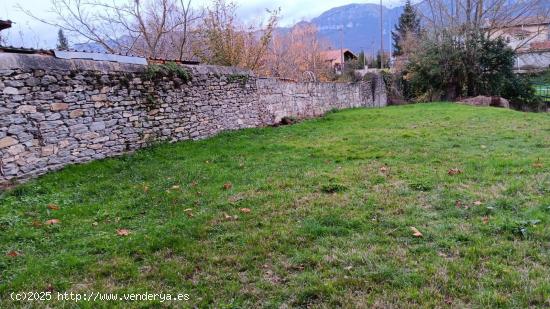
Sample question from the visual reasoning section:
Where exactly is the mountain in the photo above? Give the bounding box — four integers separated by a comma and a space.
309, 3, 404, 55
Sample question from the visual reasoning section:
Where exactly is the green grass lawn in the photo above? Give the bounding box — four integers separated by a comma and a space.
1, 103, 549, 307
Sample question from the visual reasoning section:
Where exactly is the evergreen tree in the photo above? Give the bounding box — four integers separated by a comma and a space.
358, 51, 366, 68
392, 0, 421, 56
56, 29, 69, 50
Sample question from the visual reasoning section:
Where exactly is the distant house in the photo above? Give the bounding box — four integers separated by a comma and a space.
320, 49, 357, 74
489, 16, 550, 70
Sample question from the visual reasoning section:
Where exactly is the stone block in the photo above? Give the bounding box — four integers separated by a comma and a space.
41, 75, 57, 85
51, 103, 69, 111
5, 80, 24, 87
7, 144, 25, 155
16, 105, 37, 114
90, 122, 106, 131
91, 94, 107, 102
69, 109, 84, 118
3, 87, 19, 95
0, 136, 18, 149
41, 145, 58, 156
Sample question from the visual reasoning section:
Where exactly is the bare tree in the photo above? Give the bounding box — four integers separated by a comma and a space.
421, 0, 549, 51
195, 0, 279, 72
20, 0, 201, 59
404, 0, 549, 100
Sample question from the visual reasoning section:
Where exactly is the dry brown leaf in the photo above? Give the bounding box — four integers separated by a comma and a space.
448, 168, 463, 175
482, 216, 489, 224
6, 250, 20, 257
223, 213, 238, 221
474, 200, 482, 206
45, 219, 60, 225
533, 162, 544, 169
455, 200, 463, 209
143, 186, 149, 193
184, 208, 194, 218
223, 182, 233, 190
410, 226, 423, 237
47, 204, 60, 210
239, 208, 251, 213
116, 229, 130, 236
380, 166, 389, 173
32, 220, 42, 228
171, 185, 180, 190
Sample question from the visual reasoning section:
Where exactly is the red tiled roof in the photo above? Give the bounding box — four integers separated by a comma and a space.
530, 41, 550, 51
320, 49, 357, 64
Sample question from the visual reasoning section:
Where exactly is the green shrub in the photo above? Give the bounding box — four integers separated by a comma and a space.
227, 73, 250, 86
143, 62, 192, 83
501, 75, 544, 111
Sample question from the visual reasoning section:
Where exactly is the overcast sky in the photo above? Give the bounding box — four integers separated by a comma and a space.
1, 0, 406, 48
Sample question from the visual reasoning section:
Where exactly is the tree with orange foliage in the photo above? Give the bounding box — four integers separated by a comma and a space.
263, 23, 332, 81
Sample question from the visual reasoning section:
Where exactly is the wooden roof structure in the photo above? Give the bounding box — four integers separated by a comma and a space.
0, 20, 13, 32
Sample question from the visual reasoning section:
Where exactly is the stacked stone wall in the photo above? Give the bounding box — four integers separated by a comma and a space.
0, 53, 386, 184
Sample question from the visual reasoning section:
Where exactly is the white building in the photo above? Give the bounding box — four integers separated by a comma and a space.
490, 16, 550, 70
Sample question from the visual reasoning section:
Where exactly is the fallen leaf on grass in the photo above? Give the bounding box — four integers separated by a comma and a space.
456, 200, 470, 209
92, 222, 98, 226
448, 168, 463, 175
116, 229, 130, 236
380, 166, 389, 174
45, 219, 60, 225
47, 204, 60, 210
532, 162, 544, 169
223, 183, 233, 190
239, 208, 251, 213
480, 145, 487, 149
184, 208, 194, 217
6, 251, 20, 257
223, 213, 238, 221
482, 216, 489, 224
474, 200, 482, 206
32, 220, 42, 228
228, 194, 244, 203
410, 227, 423, 237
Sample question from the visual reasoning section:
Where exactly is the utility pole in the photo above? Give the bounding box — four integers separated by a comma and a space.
388, 14, 392, 67
380, 0, 384, 70
339, 27, 344, 74
378, 0, 384, 108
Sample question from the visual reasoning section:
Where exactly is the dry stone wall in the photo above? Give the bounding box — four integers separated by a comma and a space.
0, 53, 385, 184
